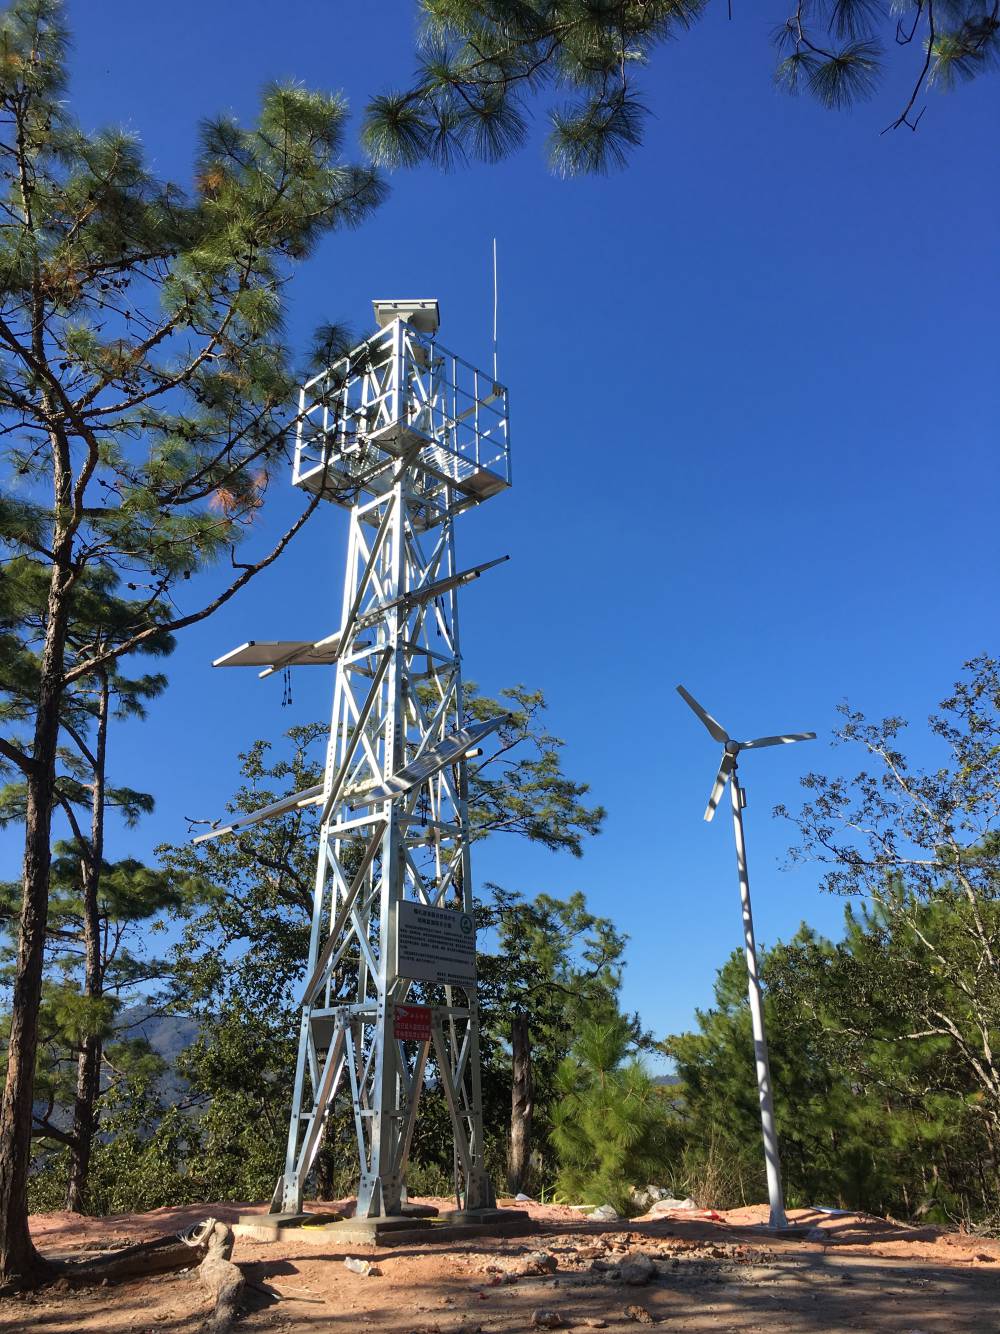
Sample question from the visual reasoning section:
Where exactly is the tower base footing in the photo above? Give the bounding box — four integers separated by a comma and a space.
233, 1207, 535, 1247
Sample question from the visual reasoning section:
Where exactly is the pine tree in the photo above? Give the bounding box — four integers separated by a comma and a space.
779, 654, 1000, 1201
0, 0, 384, 1284
476, 887, 628, 1195
1, 555, 176, 1210
462, 684, 605, 854
550, 1014, 668, 1213
666, 905, 1000, 1221
0, 853, 190, 1210
665, 932, 868, 1210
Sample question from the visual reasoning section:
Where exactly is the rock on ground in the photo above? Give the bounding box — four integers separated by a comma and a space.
531, 1308, 563, 1328
522, 1250, 559, 1275
624, 1304, 655, 1324
617, 1252, 657, 1286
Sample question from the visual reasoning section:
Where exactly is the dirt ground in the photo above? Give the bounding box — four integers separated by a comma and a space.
5, 1197, 1000, 1333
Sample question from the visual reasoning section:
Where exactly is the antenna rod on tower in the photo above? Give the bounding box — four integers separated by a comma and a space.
492, 237, 498, 383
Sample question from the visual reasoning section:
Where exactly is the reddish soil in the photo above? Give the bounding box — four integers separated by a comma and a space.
3, 1197, 998, 1333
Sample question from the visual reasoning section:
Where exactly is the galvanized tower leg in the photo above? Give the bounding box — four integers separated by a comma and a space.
277, 473, 495, 1219
728, 767, 787, 1230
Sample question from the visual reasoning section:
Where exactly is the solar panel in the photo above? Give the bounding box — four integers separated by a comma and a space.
212, 637, 343, 670
192, 782, 324, 844
211, 558, 506, 675
350, 715, 508, 806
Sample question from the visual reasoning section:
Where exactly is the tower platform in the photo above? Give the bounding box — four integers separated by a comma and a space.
293, 312, 510, 528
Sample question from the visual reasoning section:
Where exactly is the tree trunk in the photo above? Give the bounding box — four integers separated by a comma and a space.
190, 1220, 244, 1334
0, 551, 73, 1286
66, 671, 108, 1214
507, 1013, 533, 1195
65, 1033, 101, 1214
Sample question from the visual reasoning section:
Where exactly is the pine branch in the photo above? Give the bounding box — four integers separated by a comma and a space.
62, 479, 329, 684
0, 734, 36, 776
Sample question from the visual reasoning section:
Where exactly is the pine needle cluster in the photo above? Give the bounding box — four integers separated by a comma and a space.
363, 0, 998, 170
363, 1, 706, 177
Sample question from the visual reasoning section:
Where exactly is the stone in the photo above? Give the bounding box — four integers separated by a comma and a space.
624, 1304, 655, 1324
588, 1204, 621, 1222
617, 1253, 657, 1286
531, 1309, 563, 1328
523, 1251, 558, 1275
575, 1244, 609, 1261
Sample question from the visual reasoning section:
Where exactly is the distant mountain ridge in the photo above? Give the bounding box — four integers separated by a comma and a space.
120, 1005, 199, 1106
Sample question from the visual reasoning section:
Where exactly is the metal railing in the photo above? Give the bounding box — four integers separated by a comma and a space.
294, 320, 511, 504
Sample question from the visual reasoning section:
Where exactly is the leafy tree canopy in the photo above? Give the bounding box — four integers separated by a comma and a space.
778, 653, 1000, 1139
150, 684, 604, 1201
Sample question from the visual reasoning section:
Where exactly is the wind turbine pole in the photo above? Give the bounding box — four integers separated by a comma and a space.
728, 761, 787, 1230
676, 682, 813, 1229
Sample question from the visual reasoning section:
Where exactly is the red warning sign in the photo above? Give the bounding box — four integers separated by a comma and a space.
394, 1004, 432, 1042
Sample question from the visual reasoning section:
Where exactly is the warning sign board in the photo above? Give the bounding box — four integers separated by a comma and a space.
396, 901, 476, 987
393, 1004, 432, 1042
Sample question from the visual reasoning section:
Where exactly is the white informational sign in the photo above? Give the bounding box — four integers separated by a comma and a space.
396, 901, 476, 987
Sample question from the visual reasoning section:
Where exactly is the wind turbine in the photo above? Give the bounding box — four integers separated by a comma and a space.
677, 684, 815, 1231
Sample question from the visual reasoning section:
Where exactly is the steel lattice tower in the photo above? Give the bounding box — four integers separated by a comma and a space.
204, 300, 511, 1220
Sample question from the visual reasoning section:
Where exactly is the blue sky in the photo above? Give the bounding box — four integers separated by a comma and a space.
3, 1, 998, 1054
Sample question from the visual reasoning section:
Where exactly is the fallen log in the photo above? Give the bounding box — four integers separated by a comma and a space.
63, 1229, 209, 1283
50, 1216, 245, 1332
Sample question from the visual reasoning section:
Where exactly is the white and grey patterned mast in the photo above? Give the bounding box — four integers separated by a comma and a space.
204, 300, 511, 1218
676, 685, 815, 1231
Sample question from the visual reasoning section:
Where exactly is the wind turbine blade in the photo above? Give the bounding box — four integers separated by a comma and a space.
740, 732, 816, 750
704, 752, 734, 822
677, 685, 729, 744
